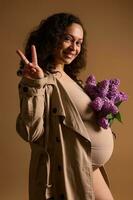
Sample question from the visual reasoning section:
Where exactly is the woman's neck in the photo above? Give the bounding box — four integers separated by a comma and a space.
54, 63, 64, 72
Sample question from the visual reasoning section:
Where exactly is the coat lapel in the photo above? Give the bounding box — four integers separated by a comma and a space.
46, 74, 91, 143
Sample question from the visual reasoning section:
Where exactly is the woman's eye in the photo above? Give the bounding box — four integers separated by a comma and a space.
64, 35, 72, 41
76, 41, 82, 46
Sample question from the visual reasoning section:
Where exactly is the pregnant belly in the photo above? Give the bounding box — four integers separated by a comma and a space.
84, 120, 114, 168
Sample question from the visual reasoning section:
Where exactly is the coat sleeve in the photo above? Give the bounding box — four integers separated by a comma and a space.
16, 76, 48, 142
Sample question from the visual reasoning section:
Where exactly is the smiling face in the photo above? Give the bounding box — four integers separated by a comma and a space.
53, 23, 83, 68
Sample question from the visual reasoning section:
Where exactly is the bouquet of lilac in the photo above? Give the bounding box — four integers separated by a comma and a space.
84, 75, 128, 129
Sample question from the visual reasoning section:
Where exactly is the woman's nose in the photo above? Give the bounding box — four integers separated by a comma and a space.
69, 41, 76, 51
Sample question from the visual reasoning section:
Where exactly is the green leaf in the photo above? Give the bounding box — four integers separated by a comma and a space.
109, 118, 114, 126
114, 112, 123, 123
106, 113, 114, 120
115, 101, 122, 107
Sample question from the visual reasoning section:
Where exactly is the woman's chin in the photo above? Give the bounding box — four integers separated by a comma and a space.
63, 57, 75, 65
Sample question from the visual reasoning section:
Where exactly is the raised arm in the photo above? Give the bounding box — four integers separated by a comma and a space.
16, 45, 47, 142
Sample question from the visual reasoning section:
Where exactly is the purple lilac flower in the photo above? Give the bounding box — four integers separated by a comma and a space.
102, 97, 111, 111
85, 74, 96, 86
110, 78, 120, 87
102, 97, 119, 114
97, 80, 110, 98
107, 78, 120, 100
119, 92, 128, 101
107, 90, 119, 101
84, 75, 127, 129
84, 84, 98, 99
91, 97, 104, 111
109, 104, 119, 114
114, 91, 128, 104
109, 84, 118, 92
97, 117, 109, 129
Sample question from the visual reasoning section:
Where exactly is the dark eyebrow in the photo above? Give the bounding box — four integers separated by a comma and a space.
64, 33, 83, 41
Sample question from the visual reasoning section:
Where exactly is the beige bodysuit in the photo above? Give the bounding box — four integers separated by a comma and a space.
54, 71, 114, 168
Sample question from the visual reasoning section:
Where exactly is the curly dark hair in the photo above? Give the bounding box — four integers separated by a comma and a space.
18, 12, 87, 86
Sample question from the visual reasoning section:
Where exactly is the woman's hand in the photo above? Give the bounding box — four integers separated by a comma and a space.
16, 45, 44, 79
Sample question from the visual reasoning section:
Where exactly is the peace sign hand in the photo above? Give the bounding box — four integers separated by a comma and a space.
16, 45, 44, 79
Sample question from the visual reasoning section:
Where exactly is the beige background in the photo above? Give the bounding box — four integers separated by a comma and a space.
1, 0, 133, 199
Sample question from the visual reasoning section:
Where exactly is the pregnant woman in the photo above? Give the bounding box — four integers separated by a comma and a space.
16, 12, 114, 200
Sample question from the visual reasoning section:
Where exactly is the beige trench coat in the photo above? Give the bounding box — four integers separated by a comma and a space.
16, 73, 109, 200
